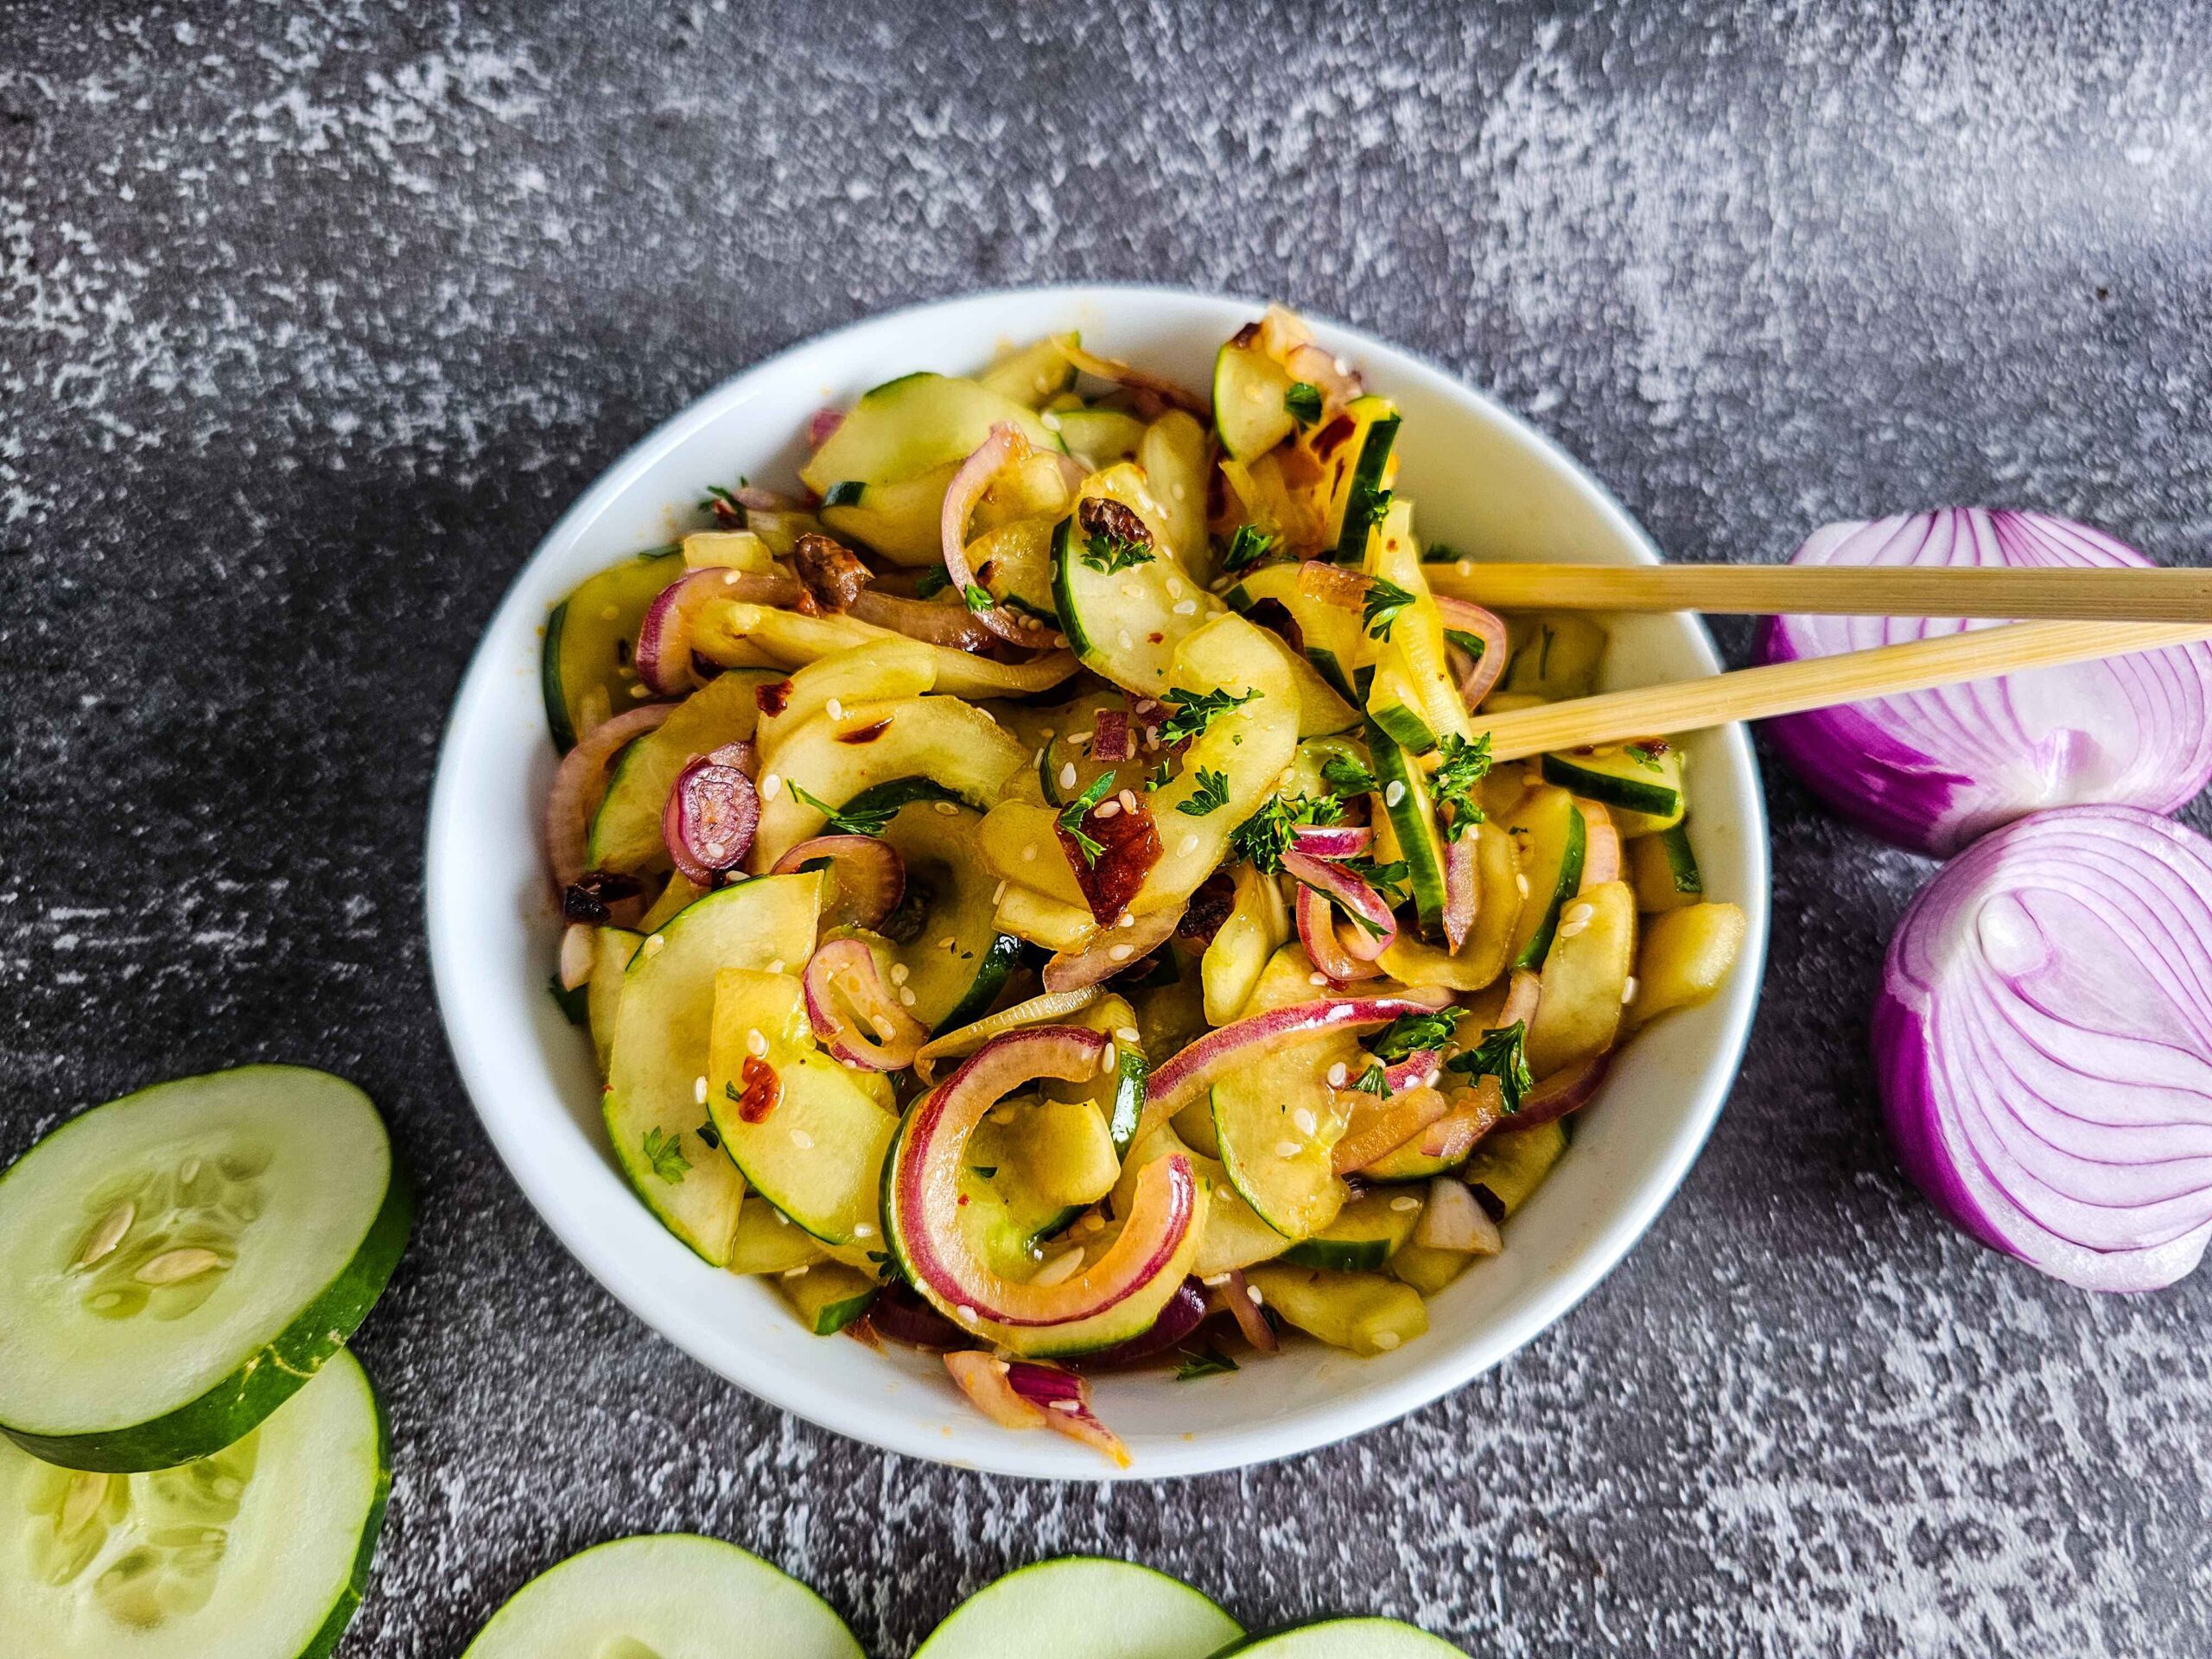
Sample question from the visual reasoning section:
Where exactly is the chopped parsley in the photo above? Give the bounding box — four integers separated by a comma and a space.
1349, 1063, 1391, 1096
1429, 732, 1494, 842
1147, 759, 1173, 791
1175, 1346, 1241, 1380
1156, 685, 1260, 747
1447, 1020, 1534, 1114
1320, 753, 1378, 797
1221, 523, 1281, 575
1056, 772, 1117, 867
1625, 742, 1665, 772
698, 482, 748, 520
1443, 628, 1489, 660
1342, 855, 1410, 910
1283, 381, 1324, 425
914, 566, 952, 600
1361, 575, 1416, 640
1079, 526, 1155, 574
1368, 1008, 1458, 1065
641, 1127, 691, 1185
962, 582, 995, 613
1227, 791, 1344, 874
788, 782, 898, 838
1177, 766, 1230, 818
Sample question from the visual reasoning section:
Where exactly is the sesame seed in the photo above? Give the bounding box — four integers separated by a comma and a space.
1118, 789, 1138, 812
773, 1209, 791, 1225
790, 1128, 814, 1149
1118, 911, 1136, 927
871, 1014, 897, 1039
1171, 482, 1188, 502
766, 958, 785, 975
1166, 576, 1187, 598
991, 1105, 1019, 1125
1326, 1062, 1348, 1088
644, 935, 665, 957
1022, 844, 1039, 862
1564, 903, 1593, 928
1293, 1108, 1318, 1135
1172, 599, 1198, 615
746, 1027, 767, 1057
1246, 1284, 1265, 1306
1333, 354, 1352, 375
1372, 1331, 1401, 1351
724, 570, 741, 585
1040, 410, 1063, 430
1622, 976, 1641, 1004
693, 1076, 708, 1105
1384, 780, 1407, 808
1033, 1250, 1087, 1287
782, 1265, 809, 1278
1274, 1140, 1302, 1159
1391, 1195, 1421, 1212
1059, 761, 1078, 790
1121, 583, 1142, 600
957, 1305, 980, 1325
938, 934, 957, 948
1052, 633, 1070, 649
1118, 629, 1135, 649
1100, 1042, 1117, 1071
853, 1222, 876, 1239
825, 696, 844, 720
1423, 1069, 1440, 1088
889, 963, 910, 984
899, 987, 918, 1007
992, 880, 1007, 902
1202, 1272, 1232, 1287
1179, 834, 1199, 857
1039, 728, 1056, 741
934, 801, 959, 816
628, 683, 652, 699
1456, 559, 1474, 577
1096, 800, 1122, 819
1047, 1398, 1082, 1414
1109, 944, 1135, 961
760, 772, 784, 801
1115, 1026, 1140, 1043
1309, 971, 1329, 987
1077, 1212, 1106, 1235
1557, 919, 1588, 939
1515, 874, 1530, 898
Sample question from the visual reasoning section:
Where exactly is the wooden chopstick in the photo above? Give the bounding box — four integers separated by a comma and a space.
1476, 620, 2212, 761
1427, 562, 2212, 622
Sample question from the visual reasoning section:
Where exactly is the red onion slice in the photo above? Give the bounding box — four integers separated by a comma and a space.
1001, 1359, 1130, 1466
1042, 905, 1185, 994
1576, 805, 1622, 891
636, 567, 800, 695
1141, 995, 1446, 1141
771, 834, 906, 931
1294, 882, 1380, 985
545, 702, 675, 890
1288, 823, 1373, 860
1754, 510, 2212, 856
1381, 1050, 1444, 1095
803, 937, 930, 1071
1434, 595, 1510, 712
867, 1283, 967, 1351
662, 745, 760, 886
1219, 1269, 1278, 1355
1068, 1279, 1210, 1369
1052, 335, 1207, 416
1441, 835, 1478, 954
1876, 804, 2212, 1292
941, 423, 1054, 645
1283, 849, 1396, 963
804, 409, 844, 449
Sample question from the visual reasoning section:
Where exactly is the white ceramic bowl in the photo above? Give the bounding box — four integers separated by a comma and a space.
426, 286, 1770, 1479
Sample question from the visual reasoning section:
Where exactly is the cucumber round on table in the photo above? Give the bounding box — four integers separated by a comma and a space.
1214, 1618, 1465, 1656
0, 1065, 411, 1471
0, 1348, 391, 1659
916, 1557, 1242, 1659
462, 1534, 863, 1659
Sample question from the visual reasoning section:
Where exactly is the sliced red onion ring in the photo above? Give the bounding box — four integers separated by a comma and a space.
1220, 1268, 1278, 1354
1288, 823, 1373, 860
1068, 1279, 1210, 1369
912, 987, 1103, 1081
1512, 1052, 1611, 1128
867, 1283, 966, 1351
1494, 968, 1541, 1032
941, 423, 1053, 645
1141, 995, 1446, 1142
1434, 595, 1510, 712
847, 589, 1001, 652
662, 743, 760, 886
1441, 835, 1478, 954
545, 702, 675, 890
804, 409, 844, 449
1042, 905, 1185, 994
1381, 1049, 1444, 1095
1294, 883, 1380, 985
1577, 804, 1622, 890
1876, 804, 2212, 1292
1090, 709, 1133, 763
1332, 1086, 1451, 1176
1283, 849, 1396, 963
636, 567, 800, 695
1052, 335, 1207, 416
1754, 509, 2212, 856
803, 937, 930, 1071
1001, 1359, 1130, 1466
771, 834, 905, 931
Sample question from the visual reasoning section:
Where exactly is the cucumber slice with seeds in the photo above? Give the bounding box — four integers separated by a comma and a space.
0, 1349, 390, 1659
915, 1556, 1242, 1658
0, 1066, 410, 1471
462, 1533, 863, 1659
1214, 1617, 1465, 1656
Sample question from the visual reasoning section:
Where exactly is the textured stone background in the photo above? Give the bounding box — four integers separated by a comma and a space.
6, 3, 2211, 1655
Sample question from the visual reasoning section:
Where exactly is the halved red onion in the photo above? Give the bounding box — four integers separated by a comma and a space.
1042, 905, 1184, 994
1434, 595, 1509, 712
1219, 1268, 1278, 1354
847, 590, 1001, 652
1141, 995, 1447, 1141
803, 937, 930, 1071
636, 567, 800, 695
1068, 1279, 1209, 1370
1283, 849, 1396, 963
941, 423, 1053, 645
1754, 509, 2212, 855
771, 834, 905, 931
1876, 804, 2212, 1292
1288, 823, 1373, 860
1090, 709, 1133, 763
662, 744, 760, 886
1001, 1359, 1130, 1466
804, 409, 844, 449
887, 1027, 1199, 1326
1294, 883, 1381, 985
545, 702, 676, 890
1441, 835, 1478, 954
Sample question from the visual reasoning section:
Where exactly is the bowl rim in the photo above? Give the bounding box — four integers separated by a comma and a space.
425, 282, 1770, 1478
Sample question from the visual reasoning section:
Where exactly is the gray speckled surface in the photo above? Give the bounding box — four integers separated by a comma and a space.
5, 3, 2211, 1654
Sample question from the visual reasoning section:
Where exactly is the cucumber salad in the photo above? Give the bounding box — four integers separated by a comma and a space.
543, 307, 1747, 1463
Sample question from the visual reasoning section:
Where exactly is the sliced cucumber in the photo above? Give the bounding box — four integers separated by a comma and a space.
1116, 1127, 1287, 1278
606, 874, 823, 1265
0, 1350, 390, 1659
1503, 786, 1586, 969
1223, 561, 1374, 709
874, 800, 1024, 1032
1389, 1243, 1473, 1295
588, 669, 781, 874
1366, 718, 1448, 938
1459, 1119, 1567, 1217
818, 466, 957, 563
979, 337, 1077, 408
1541, 743, 1685, 836
461, 1533, 863, 1659
1051, 464, 1223, 697
542, 550, 684, 752
0, 1066, 410, 1471
779, 1262, 880, 1335
915, 1556, 1242, 1658
1209, 1034, 1356, 1241
1214, 1617, 1465, 1656
799, 372, 1063, 495
1629, 820, 1704, 912
1212, 335, 1299, 461
727, 1195, 826, 1275
587, 925, 641, 1074
1054, 406, 1148, 467
1281, 1188, 1421, 1271
1042, 992, 1151, 1157
1503, 612, 1607, 701
1243, 1266, 1427, 1357
1321, 397, 1400, 563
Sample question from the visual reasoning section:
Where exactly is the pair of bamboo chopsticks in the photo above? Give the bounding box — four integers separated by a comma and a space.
1426, 562, 2212, 759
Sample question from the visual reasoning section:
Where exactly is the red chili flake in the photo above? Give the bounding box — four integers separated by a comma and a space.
733, 1055, 781, 1123
836, 719, 892, 745
755, 678, 794, 716
1147, 632, 1164, 645
957, 1193, 970, 1207
1313, 413, 1356, 458
1056, 795, 1164, 925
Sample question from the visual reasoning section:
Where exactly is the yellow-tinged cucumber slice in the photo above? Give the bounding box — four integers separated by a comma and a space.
1525, 880, 1637, 1077
1503, 785, 1586, 969
1281, 1187, 1422, 1271
1459, 1119, 1567, 1217
915, 1556, 1243, 1659
588, 668, 781, 874
1630, 821, 1705, 912
541, 550, 683, 752
1051, 462, 1225, 696
1541, 741, 1686, 836
778, 1262, 880, 1335
0, 1066, 410, 1472
1243, 1264, 1427, 1357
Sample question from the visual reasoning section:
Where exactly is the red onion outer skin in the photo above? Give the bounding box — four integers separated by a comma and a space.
1755, 510, 2212, 856
1875, 804, 2212, 1293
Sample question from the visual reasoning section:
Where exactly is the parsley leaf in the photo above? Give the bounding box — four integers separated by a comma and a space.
1228, 791, 1344, 874
1177, 766, 1230, 817
1283, 382, 1324, 425
1079, 527, 1155, 574
1429, 732, 1494, 842
1361, 575, 1416, 640
641, 1126, 691, 1185
1369, 1008, 1459, 1063
698, 483, 747, 521
1350, 1062, 1391, 1096
1625, 742, 1666, 772
1147, 759, 1173, 791
1175, 1346, 1241, 1380
1342, 855, 1410, 910
1442, 627, 1489, 661
1056, 772, 1117, 867
1447, 1020, 1535, 1113
914, 566, 952, 600
963, 582, 995, 613
1156, 686, 1260, 747
1221, 524, 1281, 575
1320, 753, 1378, 797
789, 782, 897, 838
